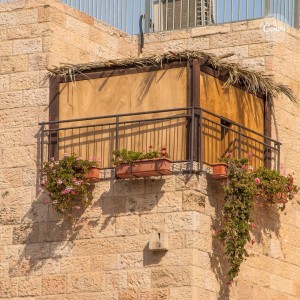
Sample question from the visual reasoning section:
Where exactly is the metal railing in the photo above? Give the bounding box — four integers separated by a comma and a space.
0, 0, 298, 33
39, 107, 281, 172
60, 0, 299, 33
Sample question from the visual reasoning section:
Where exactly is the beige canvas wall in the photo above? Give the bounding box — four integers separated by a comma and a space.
58, 67, 188, 165
200, 72, 265, 168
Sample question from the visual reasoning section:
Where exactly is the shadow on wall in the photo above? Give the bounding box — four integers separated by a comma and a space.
9, 177, 166, 276
206, 175, 281, 300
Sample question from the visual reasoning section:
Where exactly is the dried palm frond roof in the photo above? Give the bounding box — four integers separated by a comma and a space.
46, 50, 296, 103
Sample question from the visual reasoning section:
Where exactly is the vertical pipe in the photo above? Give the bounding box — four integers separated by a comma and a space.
125, 0, 128, 32
216, 0, 219, 23
266, 0, 272, 17
194, 0, 196, 27
224, 0, 226, 22
166, 0, 168, 30
187, 0, 190, 28
246, 0, 248, 19
173, 0, 176, 29
133, 0, 135, 34
159, 0, 162, 31
180, 0, 183, 29
231, 0, 234, 21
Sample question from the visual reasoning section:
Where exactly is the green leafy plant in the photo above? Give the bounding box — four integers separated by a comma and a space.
215, 154, 299, 283
41, 154, 99, 218
112, 146, 169, 166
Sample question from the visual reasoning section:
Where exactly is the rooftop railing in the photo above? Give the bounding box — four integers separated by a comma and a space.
39, 107, 281, 173
60, 0, 298, 34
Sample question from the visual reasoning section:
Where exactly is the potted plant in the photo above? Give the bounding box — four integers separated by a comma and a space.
210, 162, 228, 179
214, 154, 299, 284
41, 154, 100, 218
112, 147, 172, 179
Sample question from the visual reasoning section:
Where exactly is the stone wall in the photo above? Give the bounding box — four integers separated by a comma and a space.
0, 0, 300, 299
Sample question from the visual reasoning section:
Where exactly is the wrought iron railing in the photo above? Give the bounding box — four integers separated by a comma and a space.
39, 107, 281, 172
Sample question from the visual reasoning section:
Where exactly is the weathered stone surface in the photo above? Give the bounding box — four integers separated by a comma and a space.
42, 275, 66, 295
67, 272, 105, 293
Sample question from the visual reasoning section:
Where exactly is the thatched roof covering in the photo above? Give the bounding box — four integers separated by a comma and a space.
47, 50, 296, 103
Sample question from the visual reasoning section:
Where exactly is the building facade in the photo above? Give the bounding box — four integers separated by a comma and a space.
0, 0, 300, 299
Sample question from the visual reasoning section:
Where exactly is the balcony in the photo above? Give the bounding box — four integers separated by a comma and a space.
39, 107, 281, 173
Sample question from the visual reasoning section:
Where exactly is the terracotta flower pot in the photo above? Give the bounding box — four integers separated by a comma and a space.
84, 167, 101, 182
115, 158, 172, 179
115, 164, 134, 179
210, 163, 228, 179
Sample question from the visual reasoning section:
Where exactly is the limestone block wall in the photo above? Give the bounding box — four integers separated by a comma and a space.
0, 0, 300, 299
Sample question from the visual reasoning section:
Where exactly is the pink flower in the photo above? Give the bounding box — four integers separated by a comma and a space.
225, 152, 232, 158
50, 157, 55, 161
57, 179, 63, 185
40, 180, 45, 186
248, 152, 253, 157
254, 177, 260, 184
248, 166, 254, 171
49, 163, 54, 168
71, 191, 78, 195
55, 161, 59, 165
75, 206, 81, 210
64, 153, 68, 157
76, 157, 81, 161
241, 164, 248, 169
251, 224, 257, 229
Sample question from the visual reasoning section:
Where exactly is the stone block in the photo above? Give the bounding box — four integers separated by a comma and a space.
90, 254, 117, 271
165, 211, 200, 232
123, 234, 148, 252
0, 277, 18, 298
25, 243, 50, 260
126, 194, 158, 214
0, 12, 16, 26
67, 272, 105, 293
170, 287, 193, 300
119, 289, 138, 300
16, 8, 38, 25
9, 71, 40, 91
128, 270, 151, 288
116, 252, 143, 269
0, 168, 23, 189
1, 145, 35, 168
6, 25, 31, 39
0, 227, 12, 246
50, 241, 72, 258
72, 238, 124, 256
0, 107, 39, 127
28, 53, 49, 71
0, 74, 9, 92
18, 276, 41, 297
115, 215, 140, 236
157, 191, 183, 213
60, 256, 90, 274
42, 258, 60, 275
0, 55, 28, 74
42, 275, 66, 295
13, 38, 42, 55
140, 288, 168, 300
182, 190, 205, 212
106, 270, 127, 290
151, 267, 184, 288
140, 214, 165, 234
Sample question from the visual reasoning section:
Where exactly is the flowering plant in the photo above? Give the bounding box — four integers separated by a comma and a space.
41, 154, 99, 218
215, 154, 298, 283
111, 147, 169, 166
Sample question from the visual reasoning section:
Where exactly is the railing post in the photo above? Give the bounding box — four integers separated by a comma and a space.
115, 115, 119, 151
238, 126, 242, 158
190, 108, 195, 172
40, 123, 45, 171
277, 143, 281, 172
199, 109, 203, 172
